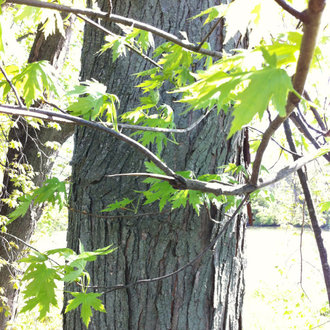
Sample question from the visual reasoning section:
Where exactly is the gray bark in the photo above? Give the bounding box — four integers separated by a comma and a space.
0, 19, 75, 327
64, 1, 246, 329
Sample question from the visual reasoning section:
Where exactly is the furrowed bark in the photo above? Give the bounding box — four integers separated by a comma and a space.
63, 0, 247, 329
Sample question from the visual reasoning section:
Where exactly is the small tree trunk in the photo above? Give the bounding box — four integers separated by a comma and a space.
64, 1, 247, 329
0, 19, 75, 327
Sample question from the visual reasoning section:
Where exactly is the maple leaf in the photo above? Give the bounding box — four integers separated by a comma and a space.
65, 292, 106, 328
20, 262, 60, 319
229, 67, 293, 137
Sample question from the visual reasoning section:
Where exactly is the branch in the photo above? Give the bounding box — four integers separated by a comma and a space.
0, 104, 180, 180
290, 111, 330, 162
7, 0, 223, 58
303, 91, 327, 132
0, 104, 327, 196
250, 0, 325, 185
284, 119, 330, 304
273, 0, 308, 22
0, 62, 23, 107
104, 110, 212, 133
296, 105, 324, 136
0, 232, 60, 265
196, 18, 222, 51
248, 126, 302, 157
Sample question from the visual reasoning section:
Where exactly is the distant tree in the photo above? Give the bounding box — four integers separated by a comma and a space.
0, 13, 75, 326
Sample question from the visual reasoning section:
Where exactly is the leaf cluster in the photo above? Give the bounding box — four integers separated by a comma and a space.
19, 243, 116, 327
67, 80, 119, 126
8, 177, 67, 222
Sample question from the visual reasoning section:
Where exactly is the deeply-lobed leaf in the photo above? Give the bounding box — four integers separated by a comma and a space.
65, 292, 106, 328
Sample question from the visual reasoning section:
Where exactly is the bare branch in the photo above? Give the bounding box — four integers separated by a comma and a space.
248, 126, 302, 157
197, 18, 222, 51
0, 232, 60, 265
274, 0, 307, 22
303, 91, 327, 132
7, 0, 223, 58
106, 172, 177, 184
284, 119, 330, 305
296, 105, 324, 136
290, 111, 330, 162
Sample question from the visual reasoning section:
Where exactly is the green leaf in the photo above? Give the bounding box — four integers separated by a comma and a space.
63, 244, 116, 282
145, 161, 166, 175
229, 68, 292, 137
319, 201, 330, 212
170, 190, 188, 210
65, 292, 106, 328
260, 46, 277, 67
102, 198, 134, 212
12, 61, 60, 107
101, 35, 127, 61
191, 5, 226, 25
8, 177, 67, 221
19, 251, 48, 264
8, 194, 33, 221
20, 262, 60, 320
63, 259, 87, 283
45, 248, 76, 259
33, 177, 67, 207
188, 190, 204, 215
67, 80, 119, 124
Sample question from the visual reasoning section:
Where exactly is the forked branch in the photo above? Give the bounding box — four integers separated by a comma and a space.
273, 0, 308, 22
0, 104, 327, 197
250, 0, 326, 184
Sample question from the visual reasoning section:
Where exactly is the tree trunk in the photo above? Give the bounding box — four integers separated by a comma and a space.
64, 1, 246, 329
0, 19, 75, 327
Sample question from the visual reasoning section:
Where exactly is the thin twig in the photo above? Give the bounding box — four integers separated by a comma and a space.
68, 205, 168, 220
268, 149, 283, 171
0, 232, 60, 265
41, 99, 68, 114
197, 18, 222, 51
0, 62, 23, 107
248, 126, 302, 157
296, 105, 325, 136
290, 111, 330, 162
303, 91, 327, 132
